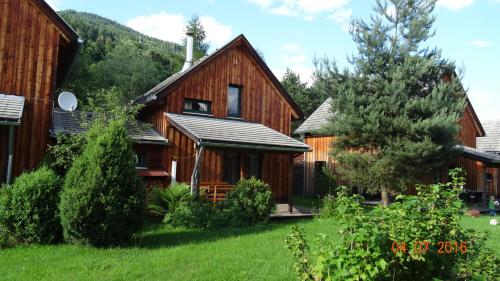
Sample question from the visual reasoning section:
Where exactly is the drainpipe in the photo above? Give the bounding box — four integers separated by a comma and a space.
6, 125, 14, 184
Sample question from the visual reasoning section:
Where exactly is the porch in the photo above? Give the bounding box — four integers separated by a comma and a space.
165, 113, 311, 210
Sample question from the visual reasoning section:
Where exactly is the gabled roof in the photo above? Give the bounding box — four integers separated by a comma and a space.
465, 98, 485, 137
477, 120, 500, 153
166, 113, 310, 152
294, 97, 333, 135
0, 94, 25, 126
135, 34, 304, 119
52, 109, 168, 145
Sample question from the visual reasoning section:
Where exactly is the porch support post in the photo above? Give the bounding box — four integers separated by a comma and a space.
288, 155, 293, 213
191, 145, 204, 197
6, 126, 14, 184
483, 166, 488, 209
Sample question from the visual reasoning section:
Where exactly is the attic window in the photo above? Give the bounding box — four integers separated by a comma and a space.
227, 85, 242, 118
183, 98, 212, 114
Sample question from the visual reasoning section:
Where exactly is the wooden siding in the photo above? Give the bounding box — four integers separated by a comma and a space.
302, 136, 336, 195
140, 44, 296, 202
0, 0, 71, 181
300, 104, 500, 196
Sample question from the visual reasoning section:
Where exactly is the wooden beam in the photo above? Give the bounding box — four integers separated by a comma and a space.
190, 146, 204, 196
483, 167, 488, 209
288, 155, 293, 213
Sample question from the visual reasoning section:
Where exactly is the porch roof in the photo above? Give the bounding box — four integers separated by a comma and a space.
165, 113, 310, 152
0, 94, 25, 126
461, 145, 500, 166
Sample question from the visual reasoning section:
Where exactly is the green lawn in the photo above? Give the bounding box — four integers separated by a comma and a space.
0, 216, 498, 281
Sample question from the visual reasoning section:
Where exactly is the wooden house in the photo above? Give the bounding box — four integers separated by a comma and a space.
295, 95, 500, 204
135, 34, 310, 206
0, 0, 82, 183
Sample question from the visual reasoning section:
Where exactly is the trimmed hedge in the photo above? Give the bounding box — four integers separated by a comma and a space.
0, 166, 63, 244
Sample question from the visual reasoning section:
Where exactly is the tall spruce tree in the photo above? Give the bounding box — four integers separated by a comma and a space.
323, 0, 466, 206
185, 15, 210, 60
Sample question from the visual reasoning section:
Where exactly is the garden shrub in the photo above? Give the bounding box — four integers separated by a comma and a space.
317, 186, 364, 219
44, 133, 87, 176
223, 177, 276, 226
0, 167, 63, 244
148, 182, 191, 217
59, 120, 146, 247
287, 169, 500, 280
164, 196, 226, 229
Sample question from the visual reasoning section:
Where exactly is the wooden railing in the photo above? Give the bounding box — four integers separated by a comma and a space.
200, 182, 234, 203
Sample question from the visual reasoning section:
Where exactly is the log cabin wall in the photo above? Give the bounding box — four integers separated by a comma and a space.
0, 0, 74, 181
140, 43, 297, 202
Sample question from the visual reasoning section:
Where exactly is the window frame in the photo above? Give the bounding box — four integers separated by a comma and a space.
183, 98, 212, 115
135, 152, 148, 169
227, 84, 242, 118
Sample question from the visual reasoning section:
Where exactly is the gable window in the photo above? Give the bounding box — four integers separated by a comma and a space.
184, 98, 211, 114
227, 85, 241, 117
223, 152, 240, 185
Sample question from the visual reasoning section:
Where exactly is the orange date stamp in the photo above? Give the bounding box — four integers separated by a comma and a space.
391, 240, 467, 255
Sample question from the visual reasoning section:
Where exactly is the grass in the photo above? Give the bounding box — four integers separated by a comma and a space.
0, 219, 338, 281
0, 215, 498, 281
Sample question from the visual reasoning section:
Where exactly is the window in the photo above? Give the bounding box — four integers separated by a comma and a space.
223, 152, 240, 184
248, 153, 261, 179
135, 152, 148, 169
227, 85, 241, 117
314, 161, 326, 178
184, 98, 211, 114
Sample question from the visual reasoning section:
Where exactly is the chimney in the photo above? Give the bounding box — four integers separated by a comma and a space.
181, 32, 194, 72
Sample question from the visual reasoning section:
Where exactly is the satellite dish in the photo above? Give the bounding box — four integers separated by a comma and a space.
58, 91, 78, 112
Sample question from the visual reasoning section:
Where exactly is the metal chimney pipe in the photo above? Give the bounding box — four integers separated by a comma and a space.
182, 32, 194, 72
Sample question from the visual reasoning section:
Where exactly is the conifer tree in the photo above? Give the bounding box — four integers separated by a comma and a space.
324, 0, 466, 206
185, 15, 210, 60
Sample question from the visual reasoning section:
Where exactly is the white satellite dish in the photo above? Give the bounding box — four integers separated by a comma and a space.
58, 91, 78, 112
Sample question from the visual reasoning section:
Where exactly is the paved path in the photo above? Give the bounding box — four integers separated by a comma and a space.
271, 204, 314, 218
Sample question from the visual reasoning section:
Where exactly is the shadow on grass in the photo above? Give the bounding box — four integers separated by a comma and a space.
131, 219, 302, 249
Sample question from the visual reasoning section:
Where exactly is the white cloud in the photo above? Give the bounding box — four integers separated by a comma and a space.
248, 0, 351, 30
199, 16, 233, 47
468, 88, 500, 121
437, 0, 475, 11
45, 0, 61, 10
469, 40, 493, 48
275, 43, 313, 84
127, 12, 232, 49
327, 8, 352, 32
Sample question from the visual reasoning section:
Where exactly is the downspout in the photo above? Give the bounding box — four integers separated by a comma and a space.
6, 125, 14, 184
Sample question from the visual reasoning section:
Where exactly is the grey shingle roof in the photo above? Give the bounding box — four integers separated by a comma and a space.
52, 109, 168, 145
461, 145, 500, 164
477, 120, 500, 153
294, 97, 333, 135
166, 113, 310, 152
0, 94, 25, 125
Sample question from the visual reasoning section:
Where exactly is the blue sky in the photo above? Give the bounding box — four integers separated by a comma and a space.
49, 0, 500, 121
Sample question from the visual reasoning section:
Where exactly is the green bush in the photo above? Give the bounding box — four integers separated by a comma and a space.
223, 177, 276, 226
148, 182, 191, 217
314, 166, 337, 195
0, 167, 63, 244
44, 133, 87, 176
287, 169, 500, 280
164, 196, 226, 229
59, 120, 146, 247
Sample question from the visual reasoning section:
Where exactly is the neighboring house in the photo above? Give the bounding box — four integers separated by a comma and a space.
51, 109, 170, 186
295, 95, 500, 203
135, 34, 310, 205
0, 0, 82, 183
